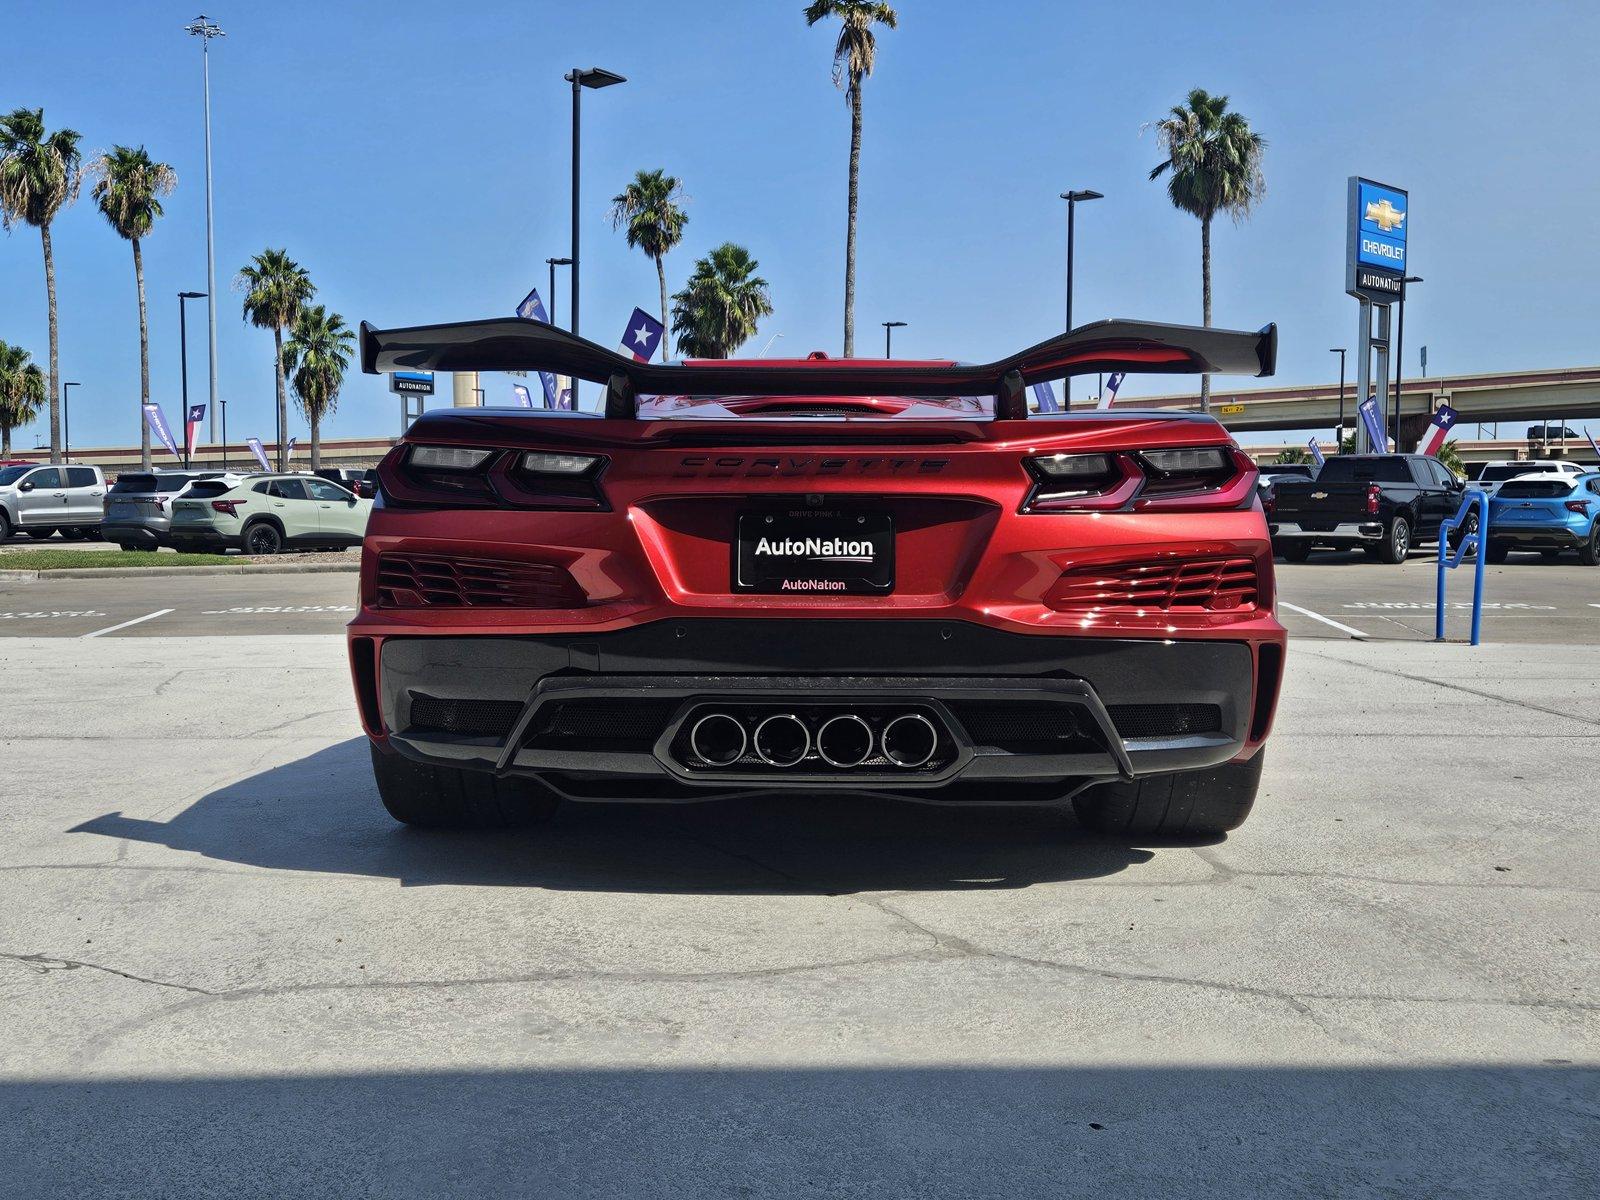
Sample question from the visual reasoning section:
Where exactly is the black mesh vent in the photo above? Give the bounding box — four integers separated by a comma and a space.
1107, 703, 1222, 739
524, 699, 679, 752
408, 694, 525, 738
944, 701, 1099, 754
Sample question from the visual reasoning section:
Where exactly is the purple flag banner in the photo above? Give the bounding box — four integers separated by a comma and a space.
513, 288, 561, 405
511, 384, 534, 408
142, 403, 180, 458
1358, 395, 1389, 450
1030, 381, 1058, 413
1307, 436, 1325, 467
245, 438, 271, 471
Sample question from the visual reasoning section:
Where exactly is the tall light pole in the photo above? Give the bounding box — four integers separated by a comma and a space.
179, 291, 205, 467
62, 382, 79, 462
186, 14, 225, 444
882, 320, 906, 357
545, 256, 572, 326
1060, 189, 1102, 401
1392, 275, 1423, 449
1329, 347, 1347, 451
564, 66, 626, 407
219, 398, 228, 469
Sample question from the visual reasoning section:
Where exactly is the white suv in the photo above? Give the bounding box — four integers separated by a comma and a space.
0, 463, 107, 541
1469, 459, 1590, 499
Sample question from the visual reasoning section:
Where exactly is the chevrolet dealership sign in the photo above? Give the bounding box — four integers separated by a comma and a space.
1346, 177, 1408, 302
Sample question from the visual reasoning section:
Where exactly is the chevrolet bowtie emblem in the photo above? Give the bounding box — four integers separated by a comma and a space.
1365, 198, 1406, 233
1311, 491, 1329, 500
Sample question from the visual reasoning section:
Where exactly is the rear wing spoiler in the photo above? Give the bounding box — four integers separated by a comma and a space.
359, 316, 1276, 420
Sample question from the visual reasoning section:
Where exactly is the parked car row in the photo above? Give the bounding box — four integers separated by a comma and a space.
1265, 454, 1600, 565
0, 462, 374, 554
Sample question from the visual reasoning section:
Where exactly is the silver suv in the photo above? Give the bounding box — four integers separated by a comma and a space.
0, 463, 107, 541
102, 470, 246, 550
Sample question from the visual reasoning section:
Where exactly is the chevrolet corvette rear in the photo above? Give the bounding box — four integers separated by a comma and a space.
348, 316, 1286, 838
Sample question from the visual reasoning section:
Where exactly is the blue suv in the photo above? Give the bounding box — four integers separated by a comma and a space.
1486, 471, 1600, 564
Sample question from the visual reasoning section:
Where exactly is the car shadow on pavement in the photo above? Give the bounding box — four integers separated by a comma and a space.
70, 738, 1167, 894
4, 1065, 1594, 1197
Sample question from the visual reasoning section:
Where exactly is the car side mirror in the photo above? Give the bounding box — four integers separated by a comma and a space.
18, 482, 32, 492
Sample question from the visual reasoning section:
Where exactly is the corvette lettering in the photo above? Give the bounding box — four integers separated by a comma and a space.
672, 455, 948, 479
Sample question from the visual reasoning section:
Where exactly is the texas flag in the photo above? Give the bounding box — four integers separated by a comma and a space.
1418, 403, 1459, 457
1307, 436, 1326, 467
1030, 381, 1059, 413
620, 307, 665, 363
184, 403, 206, 459
1096, 372, 1125, 410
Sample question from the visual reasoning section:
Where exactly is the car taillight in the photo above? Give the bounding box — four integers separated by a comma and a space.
1566, 500, 1590, 515
1022, 446, 1256, 513
378, 443, 609, 511
1366, 485, 1381, 515
211, 499, 246, 516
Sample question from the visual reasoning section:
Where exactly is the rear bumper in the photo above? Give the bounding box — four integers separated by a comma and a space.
1488, 524, 1587, 548
355, 619, 1284, 803
1270, 521, 1383, 543
167, 528, 238, 550
100, 522, 164, 547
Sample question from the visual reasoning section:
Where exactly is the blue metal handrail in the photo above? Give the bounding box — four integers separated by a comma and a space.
1437, 490, 1490, 644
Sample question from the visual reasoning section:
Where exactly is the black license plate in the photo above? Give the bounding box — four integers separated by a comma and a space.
735, 508, 894, 595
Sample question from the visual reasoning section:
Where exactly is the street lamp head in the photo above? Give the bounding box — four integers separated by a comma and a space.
1329, 347, 1345, 354
1404, 275, 1424, 283
567, 67, 627, 89
1060, 189, 1104, 203
184, 15, 224, 38
546, 257, 573, 267
882, 321, 907, 329
179, 290, 207, 299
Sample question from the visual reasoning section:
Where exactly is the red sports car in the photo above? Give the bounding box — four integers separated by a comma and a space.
349, 317, 1285, 838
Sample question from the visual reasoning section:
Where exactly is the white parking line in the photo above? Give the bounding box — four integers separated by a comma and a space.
82, 609, 175, 639
1278, 600, 1369, 640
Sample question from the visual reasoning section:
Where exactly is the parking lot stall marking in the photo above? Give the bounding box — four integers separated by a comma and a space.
82, 609, 175, 639
1278, 600, 1369, 640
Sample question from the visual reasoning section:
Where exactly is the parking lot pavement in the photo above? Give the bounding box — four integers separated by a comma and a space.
0, 632, 1594, 1196
1276, 552, 1600, 643
0, 571, 357, 637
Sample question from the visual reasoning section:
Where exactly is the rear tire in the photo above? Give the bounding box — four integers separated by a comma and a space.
1073, 751, 1265, 840
369, 743, 561, 829
242, 521, 283, 556
115, 541, 138, 552
25, 527, 57, 540
1580, 527, 1600, 567
0, 510, 10, 540
1379, 516, 1412, 564
1276, 541, 1312, 563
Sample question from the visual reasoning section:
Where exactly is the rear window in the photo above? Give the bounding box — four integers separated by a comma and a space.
111, 473, 197, 494
1498, 480, 1574, 499
1480, 464, 1540, 482
1313, 457, 1411, 483
183, 480, 233, 499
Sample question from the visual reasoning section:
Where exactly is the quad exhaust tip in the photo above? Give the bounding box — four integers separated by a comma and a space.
689, 712, 747, 767
687, 708, 939, 770
752, 713, 811, 767
881, 713, 938, 768
817, 713, 874, 769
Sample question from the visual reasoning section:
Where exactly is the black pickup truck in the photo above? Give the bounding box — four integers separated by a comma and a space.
1268, 454, 1465, 563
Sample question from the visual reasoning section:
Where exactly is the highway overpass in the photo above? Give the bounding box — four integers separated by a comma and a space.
1124, 364, 1600, 441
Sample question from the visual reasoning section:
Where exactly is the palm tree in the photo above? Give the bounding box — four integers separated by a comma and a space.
1148, 88, 1266, 413
1273, 446, 1309, 465
608, 169, 688, 354
670, 243, 774, 359
90, 146, 177, 469
282, 305, 354, 471
0, 341, 47, 457
0, 108, 82, 464
804, 0, 897, 358
236, 249, 315, 470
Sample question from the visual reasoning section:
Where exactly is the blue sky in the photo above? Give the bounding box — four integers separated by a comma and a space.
3, 0, 1599, 449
